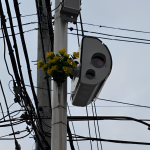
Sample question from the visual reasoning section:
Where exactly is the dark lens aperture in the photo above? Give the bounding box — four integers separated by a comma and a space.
86, 69, 95, 80
91, 53, 106, 68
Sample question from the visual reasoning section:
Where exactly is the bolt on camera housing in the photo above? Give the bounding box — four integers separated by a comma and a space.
71, 36, 113, 107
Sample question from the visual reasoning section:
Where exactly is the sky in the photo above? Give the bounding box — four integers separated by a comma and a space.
0, 0, 150, 150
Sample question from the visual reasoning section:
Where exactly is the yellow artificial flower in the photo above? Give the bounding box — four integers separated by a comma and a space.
72, 61, 77, 67
55, 56, 60, 61
47, 69, 52, 75
42, 63, 48, 71
63, 67, 71, 74
67, 58, 72, 64
64, 53, 70, 57
73, 52, 79, 58
47, 59, 52, 64
46, 52, 54, 57
37, 60, 43, 68
51, 65, 57, 71
59, 48, 66, 54
52, 59, 56, 63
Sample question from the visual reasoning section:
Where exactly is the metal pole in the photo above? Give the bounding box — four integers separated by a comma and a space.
36, 0, 52, 149
51, 0, 68, 149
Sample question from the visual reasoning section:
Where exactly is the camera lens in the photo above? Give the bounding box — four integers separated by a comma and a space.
86, 69, 95, 80
91, 53, 106, 68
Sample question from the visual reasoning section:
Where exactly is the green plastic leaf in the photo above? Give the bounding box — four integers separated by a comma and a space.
44, 75, 50, 79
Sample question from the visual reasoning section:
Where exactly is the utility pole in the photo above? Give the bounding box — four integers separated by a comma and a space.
36, 0, 52, 149
51, 0, 68, 149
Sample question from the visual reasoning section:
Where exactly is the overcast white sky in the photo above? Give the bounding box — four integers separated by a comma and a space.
1, 0, 150, 150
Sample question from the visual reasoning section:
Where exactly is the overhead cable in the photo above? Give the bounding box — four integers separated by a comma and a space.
77, 22, 150, 34
97, 98, 150, 108
69, 27, 150, 42
69, 33, 150, 45
69, 134, 150, 145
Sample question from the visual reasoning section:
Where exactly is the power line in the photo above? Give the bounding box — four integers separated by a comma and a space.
91, 103, 100, 150
67, 105, 80, 150
97, 98, 150, 108
6, 13, 37, 20
68, 33, 150, 45
77, 22, 150, 34
69, 134, 150, 145
86, 106, 93, 150
0, 28, 39, 39
69, 27, 150, 42
93, 102, 103, 150
0, 22, 38, 30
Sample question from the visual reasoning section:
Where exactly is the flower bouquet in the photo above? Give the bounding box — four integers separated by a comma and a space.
37, 48, 79, 86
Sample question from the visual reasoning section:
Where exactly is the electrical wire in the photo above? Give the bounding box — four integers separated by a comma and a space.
0, 80, 16, 141
0, 103, 5, 121
67, 105, 80, 150
91, 103, 100, 150
76, 23, 80, 47
97, 98, 150, 108
6, 13, 37, 20
0, 21, 38, 30
8, 80, 15, 95
77, 22, 150, 34
1, 22, 14, 81
69, 134, 150, 145
35, 0, 52, 114
86, 106, 93, 150
79, 13, 84, 36
0, 28, 39, 39
93, 102, 103, 150
69, 27, 150, 42
68, 33, 150, 45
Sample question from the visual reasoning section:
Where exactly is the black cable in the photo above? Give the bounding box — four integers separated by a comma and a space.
1, 22, 14, 81
35, 0, 52, 113
68, 106, 141, 107
0, 81, 16, 141
97, 98, 150, 108
6, 13, 37, 20
5, 13, 150, 34
91, 103, 100, 150
5, 0, 36, 122
13, 0, 43, 129
69, 27, 150, 42
0, 5, 21, 87
8, 103, 15, 109
0, 28, 39, 39
79, 13, 84, 36
77, 22, 150, 34
11, 2, 46, 147
68, 33, 150, 45
67, 105, 80, 150
93, 102, 103, 150
0, 110, 25, 121
76, 23, 80, 47
44, 0, 54, 52
86, 106, 93, 150
69, 134, 150, 145
8, 80, 15, 95
0, 21, 38, 30
67, 122, 75, 150
0, 103, 5, 121
51, 2, 62, 13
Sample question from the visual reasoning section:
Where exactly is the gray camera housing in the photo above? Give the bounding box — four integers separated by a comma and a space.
71, 36, 113, 106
